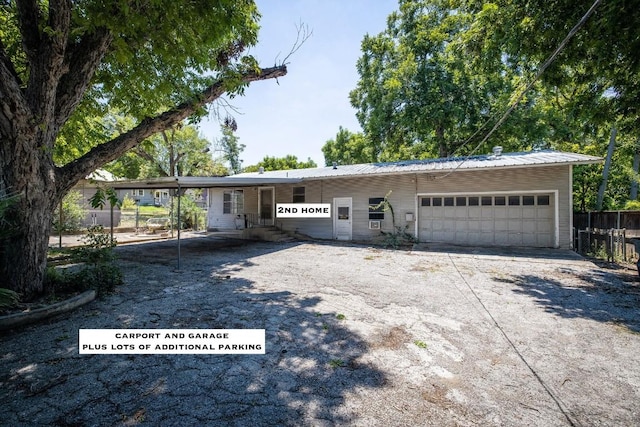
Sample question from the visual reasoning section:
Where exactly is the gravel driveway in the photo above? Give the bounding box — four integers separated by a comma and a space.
2, 236, 640, 426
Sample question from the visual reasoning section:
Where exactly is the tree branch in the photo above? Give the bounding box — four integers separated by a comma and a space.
56, 65, 287, 192
15, 0, 41, 64
0, 42, 30, 138
55, 28, 112, 128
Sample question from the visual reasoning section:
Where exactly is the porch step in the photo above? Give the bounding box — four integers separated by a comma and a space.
242, 227, 297, 243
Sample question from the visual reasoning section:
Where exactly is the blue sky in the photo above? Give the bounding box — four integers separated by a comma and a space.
198, 0, 398, 168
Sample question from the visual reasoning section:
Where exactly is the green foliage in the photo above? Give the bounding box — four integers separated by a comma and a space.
322, 127, 376, 166
120, 194, 137, 210
71, 225, 116, 266
52, 191, 86, 233
89, 187, 120, 210
244, 155, 317, 172
174, 196, 207, 230
0, 288, 20, 309
414, 340, 428, 349
120, 123, 225, 178
374, 191, 419, 248
624, 200, 640, 211
46, 225, 123, 297
45, 263, 123, 297
218, 125, 245, 175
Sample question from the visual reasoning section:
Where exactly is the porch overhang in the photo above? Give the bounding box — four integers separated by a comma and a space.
107, 176, 303, 189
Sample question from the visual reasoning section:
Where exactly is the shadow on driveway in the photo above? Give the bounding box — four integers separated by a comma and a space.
2, 238, 387, 426
496, 269, 640, 333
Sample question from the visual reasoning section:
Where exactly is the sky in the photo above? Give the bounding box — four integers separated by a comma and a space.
198, 0, 399, 168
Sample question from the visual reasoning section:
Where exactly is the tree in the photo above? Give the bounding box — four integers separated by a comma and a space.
244, 155, 317, 172
0, 1, 287, 297
217, 124, 246, 175
349, 0, 544, 159
322, 127, 376, 166
131, 124, 227, 178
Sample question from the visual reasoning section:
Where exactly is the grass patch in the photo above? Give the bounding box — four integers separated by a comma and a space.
413, 340, 428, 349
329, 359, 345, 368
336, 313, 346, 320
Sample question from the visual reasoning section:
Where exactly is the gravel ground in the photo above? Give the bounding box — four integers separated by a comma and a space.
2, 236, 640, 426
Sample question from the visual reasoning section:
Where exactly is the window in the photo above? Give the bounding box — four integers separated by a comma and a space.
444, 197, 454, 206
523, 195, 535, 206
468, 197, 479, 206
494, 196, 506, 206
223, 190, 244, 214
292, 186, 305, 203
432, 197, 442, 206
132, 189, 144, 197
537, 195, 550, 205
456, 197, 467, 206
369, 197, 385, 220
509, 196, 521, 206
481, 196, 492, 206
421, 197, 431, 207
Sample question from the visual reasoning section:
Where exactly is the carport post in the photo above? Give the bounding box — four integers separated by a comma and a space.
177, 184, 181, 270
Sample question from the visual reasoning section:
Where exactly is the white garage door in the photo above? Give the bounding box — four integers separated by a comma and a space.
418, 194, 554, 247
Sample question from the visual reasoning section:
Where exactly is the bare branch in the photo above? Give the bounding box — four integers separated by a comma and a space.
278, 21, 312, 66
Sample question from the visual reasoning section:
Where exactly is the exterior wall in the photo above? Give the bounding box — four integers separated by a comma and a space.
274, 175, 417, 241
416, 165, 571, 248
207, 188, 246, 230
207, 164, 573, 248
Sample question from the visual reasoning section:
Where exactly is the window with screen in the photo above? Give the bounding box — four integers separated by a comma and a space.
369, 197, 385, 220
293, 186, 305, 203
223, 190, 244, 214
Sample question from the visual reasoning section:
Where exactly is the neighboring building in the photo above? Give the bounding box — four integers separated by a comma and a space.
207, 149, 600, 248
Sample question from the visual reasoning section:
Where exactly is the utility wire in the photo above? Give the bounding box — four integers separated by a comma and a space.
437, 0, 603, 179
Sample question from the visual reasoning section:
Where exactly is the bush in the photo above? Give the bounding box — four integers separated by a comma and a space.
52, 190, 86, 233
0, 288, 20, 309
46, 225, 124, 297
173, 196, 206, 230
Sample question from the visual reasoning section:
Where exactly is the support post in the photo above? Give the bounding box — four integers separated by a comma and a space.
177, 185, 181, 270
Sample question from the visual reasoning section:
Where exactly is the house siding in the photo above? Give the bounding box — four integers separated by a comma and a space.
207, 188, 245, 230
208, 164, 573, 248
275, 165, 572, 247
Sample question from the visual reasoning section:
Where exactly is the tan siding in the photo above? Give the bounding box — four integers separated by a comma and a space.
209, 165, 573, 248
417, 166, 571, 248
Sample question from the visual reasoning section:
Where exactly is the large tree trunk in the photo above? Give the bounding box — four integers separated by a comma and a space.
0, 65, 285, 298
0, 133, 61, 298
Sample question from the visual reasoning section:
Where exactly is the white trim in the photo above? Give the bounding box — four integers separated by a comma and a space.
416, 190, 559, 248
416, 189, 557, 196
333, 197, 353, 240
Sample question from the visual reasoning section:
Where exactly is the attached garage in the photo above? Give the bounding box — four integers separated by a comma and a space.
418, 192, 557, 247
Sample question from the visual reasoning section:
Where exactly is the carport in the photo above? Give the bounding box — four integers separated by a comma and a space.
107, 176, 301, 268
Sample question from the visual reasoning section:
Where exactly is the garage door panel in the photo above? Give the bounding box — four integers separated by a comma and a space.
419, 194, 553, 247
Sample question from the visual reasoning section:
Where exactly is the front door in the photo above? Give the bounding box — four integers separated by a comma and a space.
333, 197, 352, 240
258, 187, 274, 226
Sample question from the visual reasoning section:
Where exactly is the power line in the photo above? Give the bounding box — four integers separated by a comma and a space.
438, 0, 603, 179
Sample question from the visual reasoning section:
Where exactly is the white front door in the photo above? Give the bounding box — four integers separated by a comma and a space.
258, 187, 275, 226
333, 197, 352, 240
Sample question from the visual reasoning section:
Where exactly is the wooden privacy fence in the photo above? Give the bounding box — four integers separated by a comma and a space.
574, 211, 640, 232
573, 228, 630, 262
573, 211, 640, 262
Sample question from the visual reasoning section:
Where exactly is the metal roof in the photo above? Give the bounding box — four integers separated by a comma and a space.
232, 150, 601, 180
107, 176, 302, 189
104, 150, 600, 188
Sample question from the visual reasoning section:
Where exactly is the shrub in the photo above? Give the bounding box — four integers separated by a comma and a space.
52, 190, 86, 233
45, 224, 124, 297
0, 288, 20, 309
